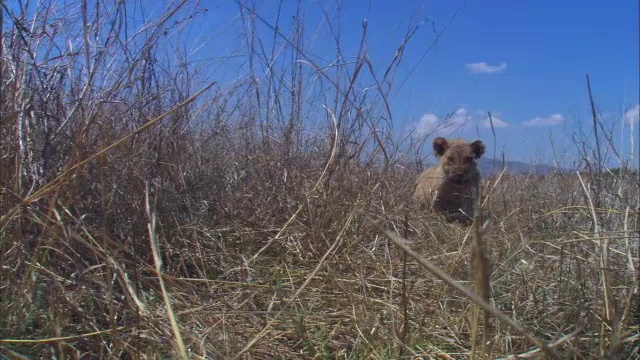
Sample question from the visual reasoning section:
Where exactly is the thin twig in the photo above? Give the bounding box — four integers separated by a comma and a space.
145, 182, 188, 360
370, 219, 557, 358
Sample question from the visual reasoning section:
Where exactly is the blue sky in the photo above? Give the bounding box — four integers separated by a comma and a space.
389, 0, 640, 168
9, 0, 637, 167
190, 0, 639, 167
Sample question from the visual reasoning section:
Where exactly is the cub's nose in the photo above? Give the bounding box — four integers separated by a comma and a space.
451, 173, 465, 184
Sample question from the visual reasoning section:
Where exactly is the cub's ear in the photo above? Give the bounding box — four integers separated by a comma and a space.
470, 140, 485, 159
433, 137, 449, 157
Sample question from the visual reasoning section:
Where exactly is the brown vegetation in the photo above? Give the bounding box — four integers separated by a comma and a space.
0, 2, 638, 359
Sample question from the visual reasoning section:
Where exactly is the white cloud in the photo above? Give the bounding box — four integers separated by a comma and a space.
415, 113, 440, 137
623, 104, 639, 124
413, 107, 482, 137
465, 62, 508, 74
522, 113, 565, 127
449, 108, 472, 124
481, 116, 509, 128
411, 107, 516, 137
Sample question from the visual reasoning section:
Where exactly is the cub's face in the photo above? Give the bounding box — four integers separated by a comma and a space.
433, 137, 485, 185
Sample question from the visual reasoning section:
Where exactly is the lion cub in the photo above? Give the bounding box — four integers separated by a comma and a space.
413, 137, 485, 223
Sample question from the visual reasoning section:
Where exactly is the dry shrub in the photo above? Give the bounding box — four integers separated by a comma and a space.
0, 2, 638, 359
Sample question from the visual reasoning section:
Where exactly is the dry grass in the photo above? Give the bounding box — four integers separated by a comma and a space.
1, 1, 639, 359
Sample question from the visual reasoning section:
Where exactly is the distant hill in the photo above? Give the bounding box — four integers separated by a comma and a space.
477, 157, 567, 177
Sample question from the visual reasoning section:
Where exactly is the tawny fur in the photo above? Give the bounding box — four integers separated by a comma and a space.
413, 137, 485, 222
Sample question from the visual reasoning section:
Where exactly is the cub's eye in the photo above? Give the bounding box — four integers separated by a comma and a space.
447, 157, 454, 164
